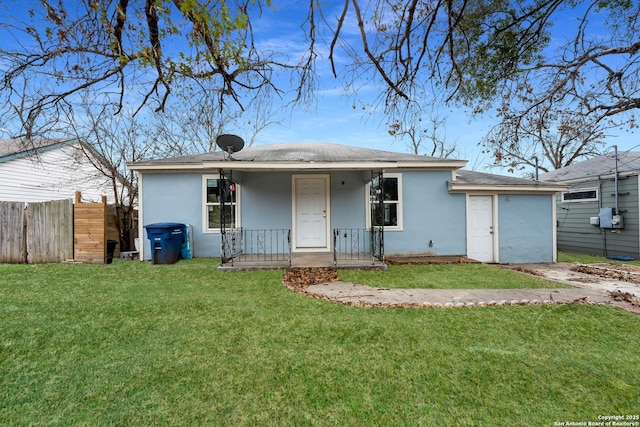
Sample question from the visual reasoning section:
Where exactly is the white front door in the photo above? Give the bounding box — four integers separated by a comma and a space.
468, 195, 495, 262
294, 176, 329, 250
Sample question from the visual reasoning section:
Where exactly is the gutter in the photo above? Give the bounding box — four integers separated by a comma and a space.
127, 160, 468, 172
447, 182, 568, 194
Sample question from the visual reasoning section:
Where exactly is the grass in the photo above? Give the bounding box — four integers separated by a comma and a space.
558, 251, 640, 266
338, 263, 567, 289
1, 258, 639, 426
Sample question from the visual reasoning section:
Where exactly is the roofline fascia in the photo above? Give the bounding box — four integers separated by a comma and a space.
128, 160, 468, 171
543, 170, 640, 185
448, 182, 568, 193
0, 138, 80, 164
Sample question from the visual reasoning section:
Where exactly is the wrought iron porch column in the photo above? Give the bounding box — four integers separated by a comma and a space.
220, 169, 228, 263
370, 170, 384, 262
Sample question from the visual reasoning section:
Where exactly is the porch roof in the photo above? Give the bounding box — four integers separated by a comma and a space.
128, 142, 468, 171
448, 170, 567, 193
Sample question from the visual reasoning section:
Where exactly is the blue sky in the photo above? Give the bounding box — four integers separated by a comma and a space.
238, 1, 640, 174
1, 1, 638, 175
244, 1, 494, 158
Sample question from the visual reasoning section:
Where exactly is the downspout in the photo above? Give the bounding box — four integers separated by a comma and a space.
378, 170, 384, 262
137, 171, 144, 261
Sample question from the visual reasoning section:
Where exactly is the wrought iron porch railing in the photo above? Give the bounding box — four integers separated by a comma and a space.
371, 226, 384, 261
221, 228, 242, 264
221, 228, 291, 265
333, 228, 384, 265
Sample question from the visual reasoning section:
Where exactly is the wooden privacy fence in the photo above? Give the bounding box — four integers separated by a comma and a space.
0, 199, 73, 263
1, 192, 119, 264
74, 192, 116, 264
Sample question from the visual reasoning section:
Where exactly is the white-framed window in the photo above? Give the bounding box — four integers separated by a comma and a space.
203, 175, 240, 232
561, 188, 598, 203
366, 173, 403, 230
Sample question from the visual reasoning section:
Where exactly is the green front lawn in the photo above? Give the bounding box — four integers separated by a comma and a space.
558, 251, 640, 266
1, 259, 638, 426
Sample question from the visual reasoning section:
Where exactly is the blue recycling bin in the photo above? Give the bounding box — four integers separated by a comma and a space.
144, 222, 185, 264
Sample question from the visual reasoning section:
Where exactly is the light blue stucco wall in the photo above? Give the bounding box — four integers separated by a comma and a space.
140, 169, 553, 262
384, 170, 467, 256
497, 194, 554, 263
141, 172, 221, 259
140, 170, 372, 259
330, 170, 369, 230
240, 170, 369, 230
241, 172, 293, 229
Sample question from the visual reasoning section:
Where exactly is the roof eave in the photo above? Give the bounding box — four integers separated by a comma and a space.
543, 169, 640, 184
448, 182, 568, 193
0, 138, 80, 163
128, 159, 468, 171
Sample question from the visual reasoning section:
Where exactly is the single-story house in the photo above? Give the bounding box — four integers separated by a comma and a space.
540, 151, 640, 259
128, 142, 566, 267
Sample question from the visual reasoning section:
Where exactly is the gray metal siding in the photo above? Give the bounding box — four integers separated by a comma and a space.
556, 175, 640, 258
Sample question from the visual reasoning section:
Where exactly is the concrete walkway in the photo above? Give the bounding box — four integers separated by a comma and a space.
299, 263, 640, 311
304, 282, 613, 307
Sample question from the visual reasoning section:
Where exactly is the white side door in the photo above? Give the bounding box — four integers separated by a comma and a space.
467, 195, 495, 262
294, 176, 329, 250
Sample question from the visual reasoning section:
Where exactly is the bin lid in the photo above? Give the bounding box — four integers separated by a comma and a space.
144, 222, 185, 229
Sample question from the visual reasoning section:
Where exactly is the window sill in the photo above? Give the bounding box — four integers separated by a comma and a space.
203, 227, 241, 234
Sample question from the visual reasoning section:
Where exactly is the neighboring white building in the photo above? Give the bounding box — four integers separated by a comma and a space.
0, 138, 116, 203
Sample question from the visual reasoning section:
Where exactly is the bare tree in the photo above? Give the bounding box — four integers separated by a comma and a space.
62, 86, 277, 250
483, 107, 610, 173
310, 0, 639, 170
3, 0, 639, 168
152, 87, 279, 152
317, 1, 639, 119
0, 0, 312, 139
64, 101, 154, 251
388, 104, 456, 157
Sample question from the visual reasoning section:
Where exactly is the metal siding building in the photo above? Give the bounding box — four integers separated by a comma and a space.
542, 152, 640, 259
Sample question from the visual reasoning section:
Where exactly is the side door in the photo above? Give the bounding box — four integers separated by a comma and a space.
467, 195, 495, 262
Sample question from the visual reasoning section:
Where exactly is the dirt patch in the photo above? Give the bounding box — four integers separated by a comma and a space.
386, 255, 478, 265
609, 290, 640, 306
282, 268, 337, 292
609, 290, 640, 314
510, 266, 545, 276
570, 263, 640, 284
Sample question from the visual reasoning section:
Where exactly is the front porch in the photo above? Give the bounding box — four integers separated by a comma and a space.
218, 252, 387, 270
218, 228, 386, 270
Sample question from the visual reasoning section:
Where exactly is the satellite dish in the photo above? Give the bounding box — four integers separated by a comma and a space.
216, 134, 245, 155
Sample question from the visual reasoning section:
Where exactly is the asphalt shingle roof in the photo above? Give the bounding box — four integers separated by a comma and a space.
0, 138, 74, 159
539, 152, 640, 182
141, 142, 455, 164
455, 169, 555, 186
